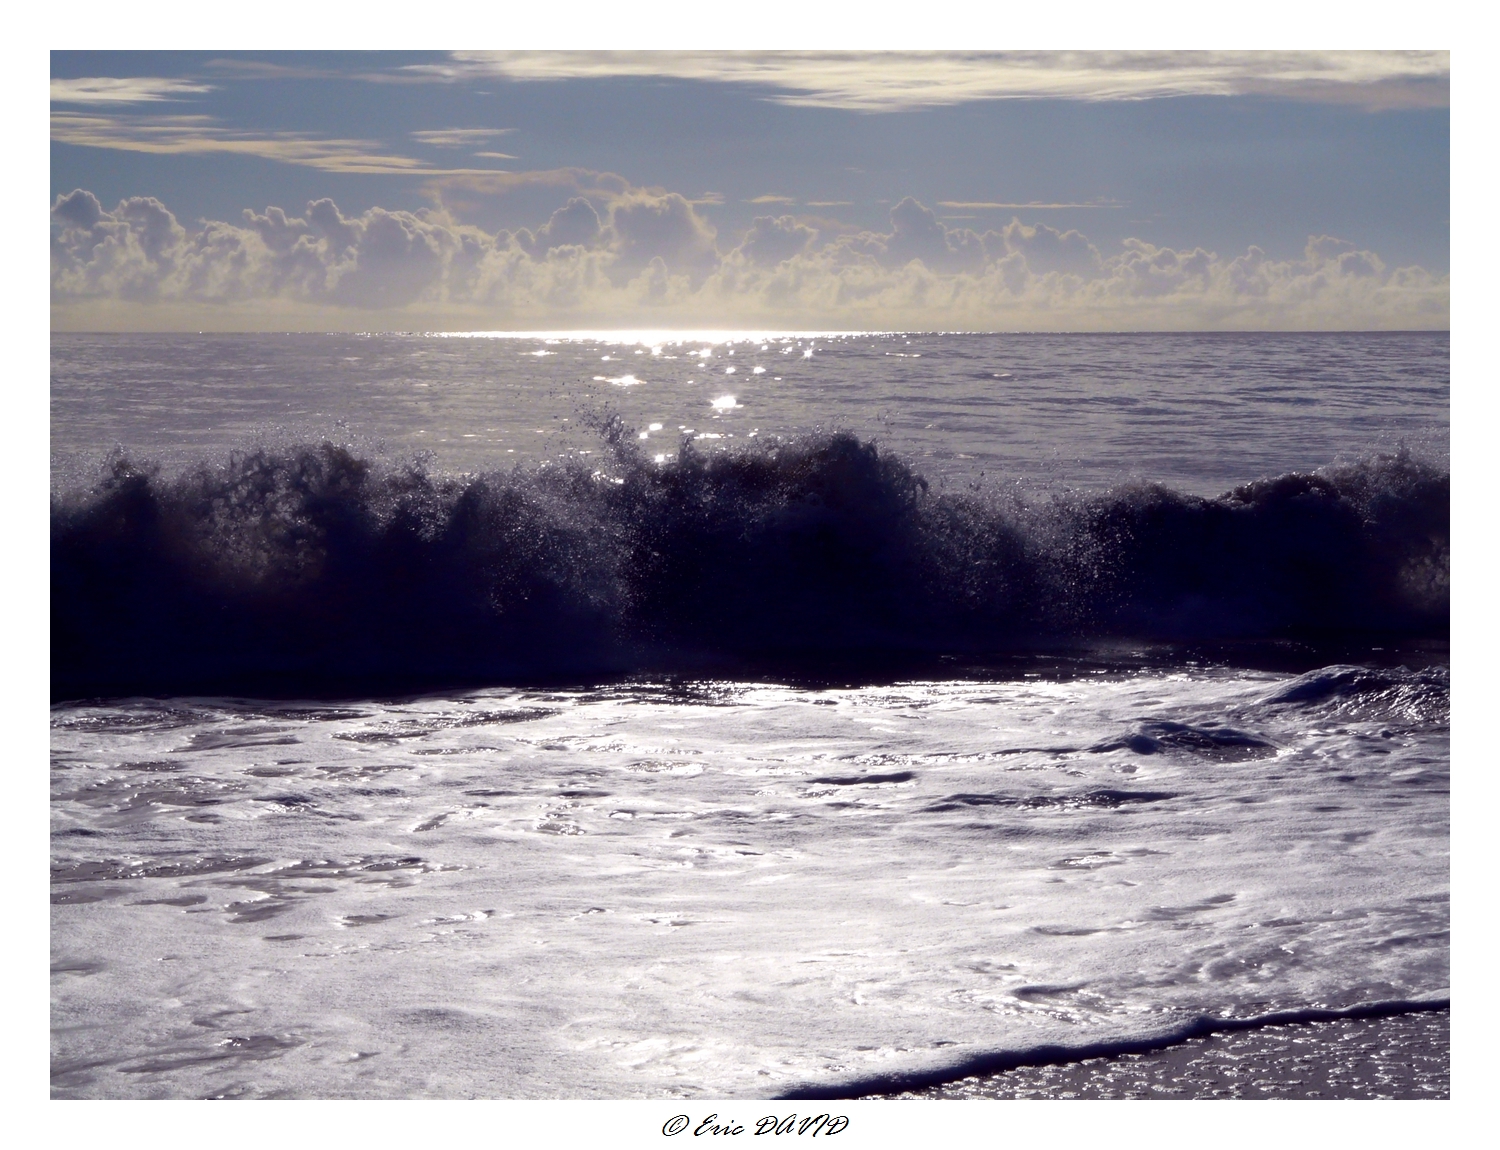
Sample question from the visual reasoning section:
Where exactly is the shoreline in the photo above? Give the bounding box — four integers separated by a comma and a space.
860, 1009, 1449, 1100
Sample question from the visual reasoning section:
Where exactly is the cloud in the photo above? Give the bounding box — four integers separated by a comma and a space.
747, 195, 797, 205
410, 128, 517, 147
55, 53, 1448, 117
429, 51, 1449, 112
199, 58, 437, 85
604, 191, 721, 283
859, 197, 986, 274
938, 201, 1122, 210
201, 59, 345, 81
423, 167, 632, 201
51, 77, 215, 105
52, 190, 505, 310
51, 189, 1447, 333
991, 219, 1103, 277
515, 197, 605, 257
733, 216, 817, 267
51, 111, 513, 176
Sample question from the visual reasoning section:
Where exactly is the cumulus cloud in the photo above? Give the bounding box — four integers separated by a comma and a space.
515, 198, 604, 257
992, 219, 1103, 277
51, 189, 1447, 332
874, 197, 986, 274
734, 216, 817, 267
604, 192, 721, 284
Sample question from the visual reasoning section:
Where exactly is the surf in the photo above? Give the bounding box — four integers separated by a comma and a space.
51, 427, 1448, 700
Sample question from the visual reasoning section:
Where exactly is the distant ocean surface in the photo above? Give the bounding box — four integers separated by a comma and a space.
51, 330, 1448, 493
50, 331, 1448, 1098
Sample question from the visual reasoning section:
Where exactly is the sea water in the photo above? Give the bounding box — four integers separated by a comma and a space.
50, 331, 1448, 1098
51, 331, 1447, 493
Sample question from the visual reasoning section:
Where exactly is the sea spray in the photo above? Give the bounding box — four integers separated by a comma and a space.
51, 427, 1448, 699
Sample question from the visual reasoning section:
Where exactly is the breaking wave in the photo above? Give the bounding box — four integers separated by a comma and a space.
52, 426, 1448, 698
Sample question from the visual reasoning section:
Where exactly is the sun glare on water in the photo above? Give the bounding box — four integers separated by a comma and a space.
432, 329, 858, 346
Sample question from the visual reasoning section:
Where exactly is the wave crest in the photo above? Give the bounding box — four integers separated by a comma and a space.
52, 430, 1448, 697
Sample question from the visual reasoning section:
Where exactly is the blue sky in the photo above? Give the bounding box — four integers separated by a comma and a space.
50, 51, 1450, 330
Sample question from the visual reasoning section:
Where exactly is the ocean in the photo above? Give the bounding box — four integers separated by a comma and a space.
50, 330, 1449, 1099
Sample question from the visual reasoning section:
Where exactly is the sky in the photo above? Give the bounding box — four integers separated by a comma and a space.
50, 50, 1450, 332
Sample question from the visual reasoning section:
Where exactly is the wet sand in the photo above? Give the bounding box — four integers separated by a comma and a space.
874, 1010, 1449, 1100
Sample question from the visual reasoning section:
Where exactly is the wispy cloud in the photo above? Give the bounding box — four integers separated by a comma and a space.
747, 195, 796, 205
201, 58, 437, 85
411, 128, 517, 147
420, 167, 634, 212
51, 111, 510, 176
806, 201, 853, 207
938, 201, 1124, 210
425, 51, 1449, 112
51, 77, 215, 105
202, 59, 342, 81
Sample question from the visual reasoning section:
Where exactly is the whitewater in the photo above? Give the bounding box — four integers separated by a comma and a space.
50, 331, 1448, 1098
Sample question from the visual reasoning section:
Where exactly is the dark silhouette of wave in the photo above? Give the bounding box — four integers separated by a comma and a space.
52, 425, 1448, 699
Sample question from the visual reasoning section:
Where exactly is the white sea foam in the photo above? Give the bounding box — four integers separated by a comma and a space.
51, 666, 1447, 1098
